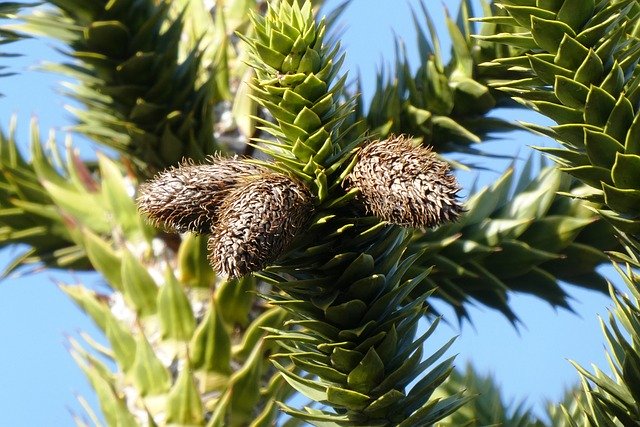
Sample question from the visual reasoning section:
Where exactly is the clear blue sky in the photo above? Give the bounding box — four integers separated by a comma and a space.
0, 1, 616, 424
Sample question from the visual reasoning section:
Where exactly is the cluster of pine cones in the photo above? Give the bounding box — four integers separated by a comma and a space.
137, 135, 462, 278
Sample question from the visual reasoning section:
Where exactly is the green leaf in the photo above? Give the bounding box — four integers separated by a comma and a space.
576, 10, 620, 47
334, 253, 375, 287
232, 70, 258, 138
347, 347, 385, 394
600, 62, 625, 97
452, 78, 495, 114
602, 183, 640, 217
461, 170, 514, 226
584, 86, 617, 127
269, 29, 295, 53
473, 32, 539, 50
531, 16, 576, 54
612, 153, 640, 190
291, 138, 315, 162
291, 356, 347, 384
326, 386, 370, 410
74, 351, 138, 427
561, 165, 612, 188
84, 21, 130, 57
128, 335, 171, 397
158, 268, 196, 342
499, 165, 560, 219
557, 0, 594, 31
165, 362, 204, 426
294, 73, 327, 103
215, 276, 255, 327
552, 123, 600, 147
532, 101, 583, 124
250, 400, 278, 427
344, 274, 386, 305
325, 300, 367, 328
532, 147, 590, 166
205, 390, 231, 427
61, 285, 110, 332
229, 344, 264, 419
98, 154, 142, 240
402, 356, 455, 413
574, 49, 604, 86
314, 169, 328, 202
501, 5, 555, 28
527, 54, 574, 84
190, 298, 232, 376
398, 394, 471, 427
555, 34, 589, 70
274, 359, 329, 402
363, 389, 405, 416
298, 47, 322, 74
482, 240, 559, 278
621, 346, 640, 404
293, 107, 322, 134
328, 346, 361, 373
431, 115, 480, 143
105, 314, 136, 373
233, 308, 287, 361
255, 42, 285, 69
121, 248, 158, 317
445, 11, 473, 77
584, 129, 624, 169
30, 128, 70, 190
519, 216, 594, 253
604, 95, 634, 142
625, 112, 640, 154
82, 230, 123, 291
41, 180, 110, 234
177, 233, 215, 288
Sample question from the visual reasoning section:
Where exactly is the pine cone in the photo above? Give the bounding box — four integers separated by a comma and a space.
347, 135, 463, 228
137, 157, 266, 234
208, 173, 314, 278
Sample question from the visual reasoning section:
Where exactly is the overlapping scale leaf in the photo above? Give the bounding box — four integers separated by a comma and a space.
0, 117, 173, 278
13, 0, 639, 425
2, 3, 362, 425
239, 1, 467, 424
67, 336, 141, 427
568, 255, 640, 425
241, 169, 468, 423
61, 222, 288, 425
0, 120, 105, 276
477, 2, 640, 422
1, 123, 290, 424
240, 0, 357, 197
365, 0, 528, 157
480, 0, 640, 242
261, 226, 470, 425
15, 0, 217, 174
408, 162, 619, 322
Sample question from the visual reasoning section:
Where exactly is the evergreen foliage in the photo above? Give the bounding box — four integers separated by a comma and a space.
1, 0, 640, 425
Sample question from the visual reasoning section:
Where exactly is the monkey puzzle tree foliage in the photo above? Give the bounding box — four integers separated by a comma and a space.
1, 0, 640, 426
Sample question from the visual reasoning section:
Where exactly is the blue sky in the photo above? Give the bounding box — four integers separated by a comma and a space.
0, 0, 617, 424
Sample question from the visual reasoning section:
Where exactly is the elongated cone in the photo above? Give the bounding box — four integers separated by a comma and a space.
347, 135, 463, 228
137, 157, 266, 234
209, 173, 314, 278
